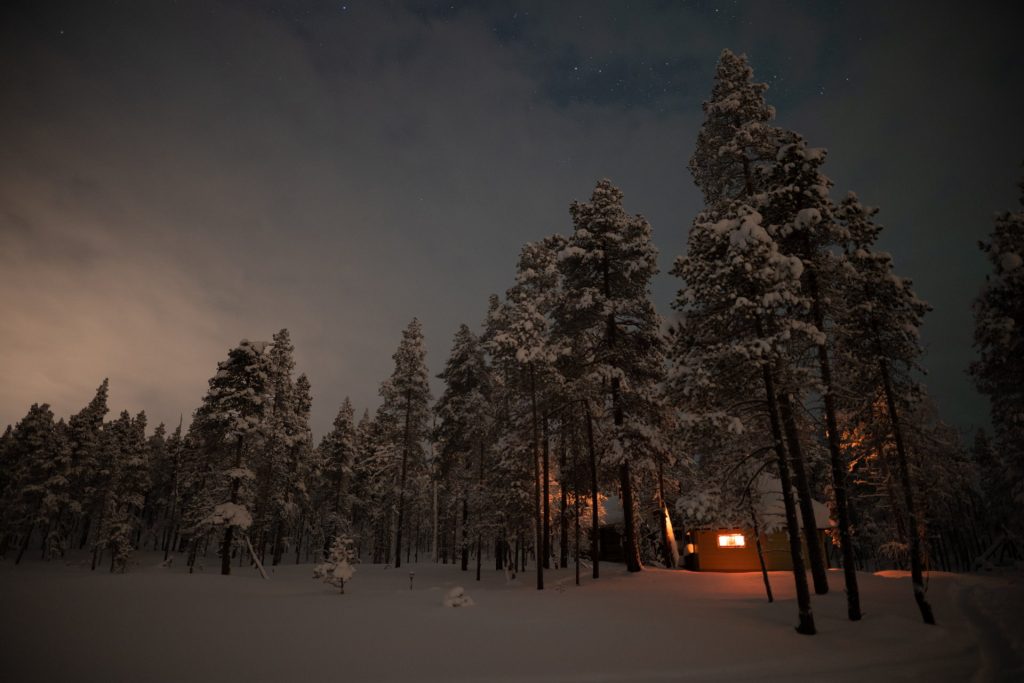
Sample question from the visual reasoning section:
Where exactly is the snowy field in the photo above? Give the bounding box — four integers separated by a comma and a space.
1, 555, 1021, 682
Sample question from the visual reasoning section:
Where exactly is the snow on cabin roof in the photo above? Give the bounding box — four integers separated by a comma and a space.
753, 474, 833, 529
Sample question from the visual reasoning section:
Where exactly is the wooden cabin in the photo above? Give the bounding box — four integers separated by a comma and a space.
685, 526, 831, 572
684, 478, 834, 572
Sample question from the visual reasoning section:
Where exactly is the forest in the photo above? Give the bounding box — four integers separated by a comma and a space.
1, 50, 1021, 641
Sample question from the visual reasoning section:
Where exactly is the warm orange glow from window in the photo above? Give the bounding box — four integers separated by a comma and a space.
717, 533, 746, 548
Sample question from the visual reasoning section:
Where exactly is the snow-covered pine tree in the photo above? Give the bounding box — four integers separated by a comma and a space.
179, 423, 216, 572
191, 340, 275, 575
906, 402, 984, 572
970, 428, 1006, 537
833, 193, 935, 623
150, 420, 185, 560
671, 196, 815, 634
315, 534, 356, 593
318, 398, 357, 556
141, 422, 167, 552
971, 175, 1024, 531
65, 379, 109, 555
689, 49, 780, 208
350, 406, 396, 563
756, 133, 857, 602
0, 425, 13, 557
435, 324, 494, 579
3, 404, 64, 563
107, 411, 150, 572
90, 410, 129, 570
379, 319, 432, 569
673, 49, 856, 633
347, 409, 375, 560
489, 237, 567, 587
555, 179, 665, 575
481, 293, 538, 575
675, 131, 816, 633
255, 328, 301, 566
285, 373, 314, 565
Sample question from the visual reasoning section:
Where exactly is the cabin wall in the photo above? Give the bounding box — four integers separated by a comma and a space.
692, 529, 829, 572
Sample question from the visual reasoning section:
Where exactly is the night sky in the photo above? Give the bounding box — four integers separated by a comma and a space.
2, 0, 1022, 438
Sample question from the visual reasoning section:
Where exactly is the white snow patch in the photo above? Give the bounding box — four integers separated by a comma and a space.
443, 586, 474, 607
206, 502, 253, 530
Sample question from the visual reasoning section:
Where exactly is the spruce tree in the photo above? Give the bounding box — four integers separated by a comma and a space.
672, 198, 816, 634
556, 180, 665, 574
755, 134, 848, 598
192, 340, 275, 575
5, 404, 63, 563
971, 175, 1024, 530
107, 411, 150, 572
66, 379, 109, 553
436, 324, 494, 580
315, 534, 356, 594
483, 292, 540, 578
319, 398, 357, 554
834, 193, 935, 623
0, 425, 14, 557
490, 237, 567, 587
674, 50, 816, 633
380, 319, 432, 569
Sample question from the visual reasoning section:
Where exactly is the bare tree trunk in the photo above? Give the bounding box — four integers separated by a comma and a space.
530, 367, 544, 590
763, 363, 815, 635
221, 437, 245, 576
559, 426, 569, 569
432, 478, 438, 562
619, 461, 642, 572
476, 440, 484, 581
879, 357, 936, 625
460, 496, 469, 571
187, 534, 200, 574
610, 376, 641, 572
778, 391, 829, 595
542, 414, 551, 570
806, 265, 862, 620
475, 534, 482, 581
573, 431, 581, 587
15, 523, 34, 565
748, 491, 773, 603
585, 403, 599, 579
272, 521, 285, 566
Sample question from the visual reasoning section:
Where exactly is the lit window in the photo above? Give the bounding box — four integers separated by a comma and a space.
717, 533, 746, 548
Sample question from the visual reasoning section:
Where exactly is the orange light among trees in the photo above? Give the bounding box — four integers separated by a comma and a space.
717, 533, 746, 548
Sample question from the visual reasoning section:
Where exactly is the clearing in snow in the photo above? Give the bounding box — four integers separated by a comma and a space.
1, 554, 1021, 682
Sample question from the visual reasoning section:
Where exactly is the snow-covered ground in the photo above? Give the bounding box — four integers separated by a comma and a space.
1, 554, 1021, 682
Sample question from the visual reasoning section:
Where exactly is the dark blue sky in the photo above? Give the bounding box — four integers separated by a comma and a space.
2, 0, 1022, 436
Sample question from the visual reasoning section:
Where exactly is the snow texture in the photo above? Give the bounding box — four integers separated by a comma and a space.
2, 554, 1021, 682
442, 585, 474, 607
205, 502, 253, 530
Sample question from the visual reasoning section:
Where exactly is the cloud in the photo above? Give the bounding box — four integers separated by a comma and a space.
0, 0, 697, 434
1, 0, 1020, 437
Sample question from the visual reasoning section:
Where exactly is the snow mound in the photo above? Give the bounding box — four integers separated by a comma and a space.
443, 586, 474, 608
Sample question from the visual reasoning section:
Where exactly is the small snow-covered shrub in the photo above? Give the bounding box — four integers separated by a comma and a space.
314, 535, 356, 594
443, 586, 474, 608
